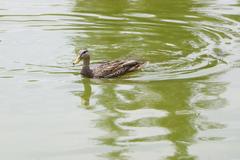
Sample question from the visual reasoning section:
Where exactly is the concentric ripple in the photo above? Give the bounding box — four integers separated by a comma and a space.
1, 0, 239, 82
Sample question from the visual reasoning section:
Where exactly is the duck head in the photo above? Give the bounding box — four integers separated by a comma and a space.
73, 49, 89, 65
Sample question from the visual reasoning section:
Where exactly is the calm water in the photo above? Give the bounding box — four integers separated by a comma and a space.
0, 0, 240, 160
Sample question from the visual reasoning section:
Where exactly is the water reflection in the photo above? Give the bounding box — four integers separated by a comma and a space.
72, 76, 228, 159
80, 78, 92, 106
72, 79, 187, 159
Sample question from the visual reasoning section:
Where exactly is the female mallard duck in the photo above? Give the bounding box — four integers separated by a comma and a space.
73, 50, 144, 78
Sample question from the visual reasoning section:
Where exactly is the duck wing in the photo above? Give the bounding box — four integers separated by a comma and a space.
93, 60, 144, 78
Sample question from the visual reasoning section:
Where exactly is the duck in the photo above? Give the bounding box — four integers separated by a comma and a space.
73, 49, 144, 78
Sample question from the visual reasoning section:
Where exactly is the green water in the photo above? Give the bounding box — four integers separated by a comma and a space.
0, 0, 240, 160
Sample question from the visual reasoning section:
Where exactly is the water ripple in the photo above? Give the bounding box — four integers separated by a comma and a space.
0, 0, 239, 82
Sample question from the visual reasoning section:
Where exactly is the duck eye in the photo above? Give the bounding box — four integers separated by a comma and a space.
80, 50, 88, 56
80, 53, 85, 57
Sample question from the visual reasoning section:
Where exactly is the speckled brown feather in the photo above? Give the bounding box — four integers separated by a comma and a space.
92, 60, 144, 78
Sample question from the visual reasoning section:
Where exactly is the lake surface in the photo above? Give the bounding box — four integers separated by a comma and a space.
0, 0, 240, 159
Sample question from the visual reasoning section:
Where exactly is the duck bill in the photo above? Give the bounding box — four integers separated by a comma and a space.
73, 55, 82, 65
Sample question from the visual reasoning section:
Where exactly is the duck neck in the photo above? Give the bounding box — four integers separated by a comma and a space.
83, 56, 90, 67
81, 55, 93, 78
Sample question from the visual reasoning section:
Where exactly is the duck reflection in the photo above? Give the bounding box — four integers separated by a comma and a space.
81, 78, 92, 106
